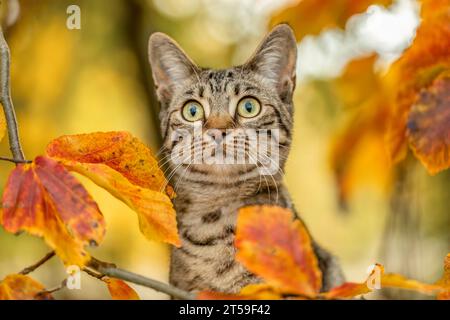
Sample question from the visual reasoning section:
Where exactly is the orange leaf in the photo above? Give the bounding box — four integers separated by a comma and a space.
46, 131, 175, 198
198, 284, 282, 300
328, 56, 392, 204
58, 160, 180, 246
46, 132, 180, 246
323, 263, 444, 299
235, 206, 321, 297
380, 273, 441, 295
1, 156, 105, 266
407, 73, 450, 174
270, 0, 393, 40
436, 254, 450, 300
322, 282, 371, 299
385, 0, 450, 165
0, 274, 53, 300
103, 277, 140, 300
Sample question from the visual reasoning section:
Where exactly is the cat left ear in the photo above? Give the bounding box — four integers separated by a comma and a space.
244, 24, 297, 102
148, 32, 199, 104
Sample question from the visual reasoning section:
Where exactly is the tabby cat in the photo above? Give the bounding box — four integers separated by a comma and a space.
148, 24, 344, 294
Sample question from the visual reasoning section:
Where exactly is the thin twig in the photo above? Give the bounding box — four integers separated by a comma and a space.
35, 279, 67, 298
0, 26, 25, 162
19, 251, 56, 275
0, 156, 31, 164
89, 258, 195, 300
82, 267, 105, 280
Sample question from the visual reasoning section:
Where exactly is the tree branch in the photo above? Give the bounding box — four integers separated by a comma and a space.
0, 26, 25, 162
0, 156, 31, 164
19, 251, 56, 275
88, 258, 195, 300
0, 21, 193, 302
35, 279, 67, 298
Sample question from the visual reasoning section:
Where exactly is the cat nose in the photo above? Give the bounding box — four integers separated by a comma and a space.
205, 115, 233, 130
206, 129, 227, 143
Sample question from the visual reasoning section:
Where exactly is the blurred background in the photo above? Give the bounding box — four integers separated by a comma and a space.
0, 0, 448, 299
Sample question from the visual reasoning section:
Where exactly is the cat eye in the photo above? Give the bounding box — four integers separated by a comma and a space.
182, 100, 204, 122
237, 97, 261, 118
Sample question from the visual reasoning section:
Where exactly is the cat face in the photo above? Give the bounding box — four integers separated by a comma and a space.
148, 24, 297, 182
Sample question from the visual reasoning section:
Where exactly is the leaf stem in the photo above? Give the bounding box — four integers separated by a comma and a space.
19, 251, 56, 275
0, 26, 25, 162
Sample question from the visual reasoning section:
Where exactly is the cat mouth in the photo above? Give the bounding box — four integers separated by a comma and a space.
187, 162, 260, 176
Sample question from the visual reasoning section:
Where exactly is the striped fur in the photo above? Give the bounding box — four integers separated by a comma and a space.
148, 24, 344, 294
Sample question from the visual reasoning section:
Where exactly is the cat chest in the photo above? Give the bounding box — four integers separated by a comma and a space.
175, 201, 241, 256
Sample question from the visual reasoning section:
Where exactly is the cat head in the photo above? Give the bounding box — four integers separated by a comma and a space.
148, 24, 297, 183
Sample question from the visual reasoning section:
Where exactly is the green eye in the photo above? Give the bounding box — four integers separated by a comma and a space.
182, 101, 204, 122
237, 97, 261, 118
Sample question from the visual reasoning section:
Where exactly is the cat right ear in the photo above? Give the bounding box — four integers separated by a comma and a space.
148, 33, 199, 103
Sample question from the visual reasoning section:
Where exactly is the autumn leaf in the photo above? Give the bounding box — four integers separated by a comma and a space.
198, 284, 282, 300
103, 277, 140, 300
0, 156, 105, 266
46, 131, 174, 197
45, 131, 180, 246
436, 254, 450, 300
407, 73, 450, 174
329, 55, 392, 204
60, 160, 180, 246
321, 282, 371, 299
321, 266, 442, 299
385, 0, 450, 167
201, 206, 449, 300
329, 0, 450, 201
270, 0, 393, 40
235, 205, 321, 297
0, 274, 53, 300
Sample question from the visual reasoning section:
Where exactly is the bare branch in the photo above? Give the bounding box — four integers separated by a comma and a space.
0, 26, 25, 162
19, 251, 56, 275
89, 258, 195, 300
35, 279, 67, 298
82, 267, 105, 280
0, 156, 31, 164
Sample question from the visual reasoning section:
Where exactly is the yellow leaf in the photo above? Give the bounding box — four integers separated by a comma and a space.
0, 274, 53, 300
60, 160, 180, 247
46, 131, 175, 198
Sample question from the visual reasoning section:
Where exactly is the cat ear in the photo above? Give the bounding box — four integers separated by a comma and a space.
244, 24, 297, 102
148, 32, 199, 103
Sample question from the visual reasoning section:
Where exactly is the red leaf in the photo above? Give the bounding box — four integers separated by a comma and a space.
1, 156, 105, 266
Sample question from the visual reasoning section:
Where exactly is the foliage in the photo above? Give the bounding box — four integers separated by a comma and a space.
0, 0, 448, 300
0, 274, 53, 300
270, 0, 393, 40
198, 206, 449, 300
273, 0, 450, 202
